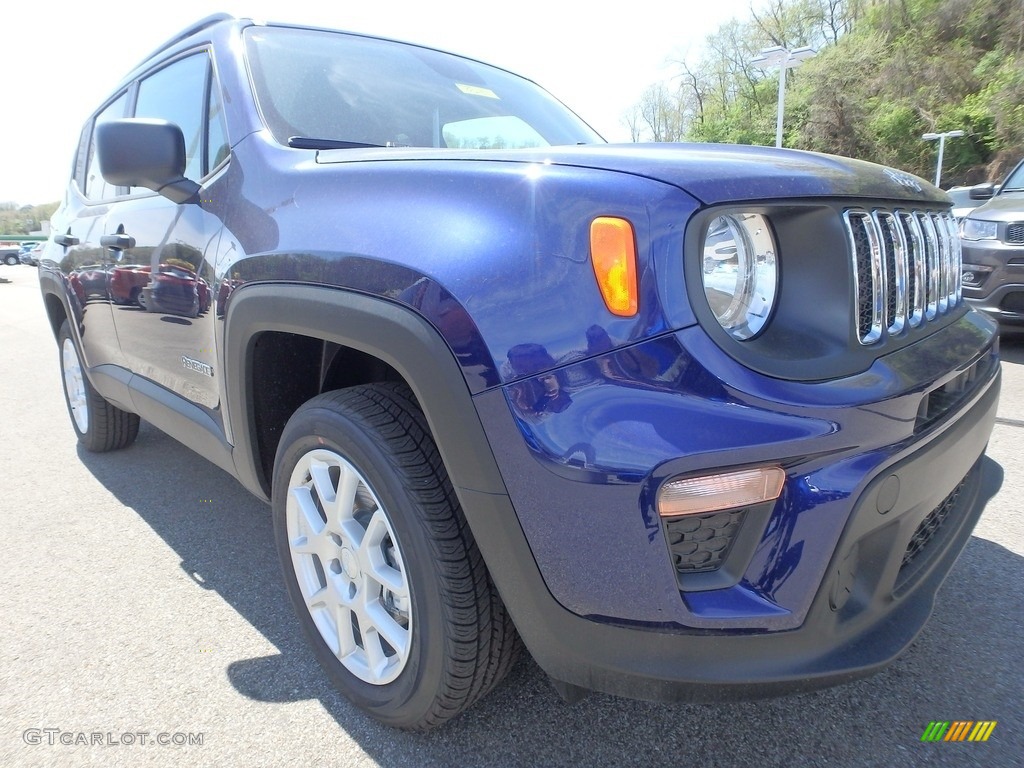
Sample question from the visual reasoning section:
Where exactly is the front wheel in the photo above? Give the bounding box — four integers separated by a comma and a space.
4, 254, 18, 266
272, 383, 519, 730
58, 321, 139, 452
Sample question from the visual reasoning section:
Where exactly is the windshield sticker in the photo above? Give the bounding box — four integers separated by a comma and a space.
456, 83, 499, 99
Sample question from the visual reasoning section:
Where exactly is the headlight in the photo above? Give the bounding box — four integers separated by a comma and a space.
960, 218, 997, 241
701, 213, 778, 340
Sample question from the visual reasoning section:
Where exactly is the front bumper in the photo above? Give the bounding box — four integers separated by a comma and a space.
468, 313, 1000, 699
962, 240, 1024, 323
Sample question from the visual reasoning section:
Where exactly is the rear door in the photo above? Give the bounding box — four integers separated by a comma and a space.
52, 91, 132, 370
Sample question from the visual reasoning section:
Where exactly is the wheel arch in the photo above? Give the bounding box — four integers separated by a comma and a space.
224, 283, 510, 504
39, 271, 72, 341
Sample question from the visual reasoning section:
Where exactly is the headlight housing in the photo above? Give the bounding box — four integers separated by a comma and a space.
960, 218, 997, 241
701, 213, 778, 340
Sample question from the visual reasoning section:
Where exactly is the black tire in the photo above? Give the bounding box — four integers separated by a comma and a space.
4, 254, 18, 266
58, 321, 140, 452
272, 382, 520, 730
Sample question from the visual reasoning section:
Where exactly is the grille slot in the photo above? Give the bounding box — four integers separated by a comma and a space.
845, 208, 961, 344
1006, 223, 1024, 244
901, 478, 966, 570
664, 509, 746, 574
915, 354, 989, 432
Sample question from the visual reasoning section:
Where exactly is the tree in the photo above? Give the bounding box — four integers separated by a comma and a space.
635, 83, 687, 142
624, 0, 1024, 184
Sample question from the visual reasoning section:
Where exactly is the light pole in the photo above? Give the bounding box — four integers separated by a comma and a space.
922, 130, 965, 187
751, 45, 816, 148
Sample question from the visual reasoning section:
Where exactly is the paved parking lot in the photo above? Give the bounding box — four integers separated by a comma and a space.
1, 263, 1021, 767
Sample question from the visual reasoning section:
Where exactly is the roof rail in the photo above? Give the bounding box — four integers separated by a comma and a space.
134, 13, 235, 68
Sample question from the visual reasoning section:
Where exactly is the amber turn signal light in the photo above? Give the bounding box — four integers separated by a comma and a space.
590, 217, 638, 317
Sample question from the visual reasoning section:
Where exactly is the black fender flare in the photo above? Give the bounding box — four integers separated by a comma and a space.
223, 282, 510, 501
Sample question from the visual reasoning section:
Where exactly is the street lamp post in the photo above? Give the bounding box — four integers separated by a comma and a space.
751, 45, 817, 148
922, 130, 965, 187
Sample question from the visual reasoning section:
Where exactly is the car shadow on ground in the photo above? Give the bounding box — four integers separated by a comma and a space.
76, 425, 1022, 767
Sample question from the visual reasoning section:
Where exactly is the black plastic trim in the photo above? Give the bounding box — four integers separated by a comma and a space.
223, 283, 511, 501
671, 501, 775, 592
37, 269, 72, 341
126, 375, 236, 477
82, 361, 236, 478
88, 364, 134, 412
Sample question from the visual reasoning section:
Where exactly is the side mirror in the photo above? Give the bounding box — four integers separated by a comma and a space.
96, 119, 200, 204
969, 182, 995, 201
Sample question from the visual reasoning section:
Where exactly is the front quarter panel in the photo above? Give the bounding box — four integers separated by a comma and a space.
219, 136, 702, 391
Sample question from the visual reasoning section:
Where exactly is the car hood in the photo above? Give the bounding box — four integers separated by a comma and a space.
317, 142, 949, 206
966, 193, 1024, 222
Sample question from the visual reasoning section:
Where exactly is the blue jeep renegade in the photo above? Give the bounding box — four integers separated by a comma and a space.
38, 14, 1000, 730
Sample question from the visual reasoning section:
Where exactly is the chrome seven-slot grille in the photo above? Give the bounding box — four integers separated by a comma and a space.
843, 209, 962, 345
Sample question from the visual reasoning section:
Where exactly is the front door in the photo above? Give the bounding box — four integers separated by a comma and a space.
103, 50, 230, 421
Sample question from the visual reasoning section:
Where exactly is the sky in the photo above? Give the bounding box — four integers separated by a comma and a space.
1, 0, 756, 206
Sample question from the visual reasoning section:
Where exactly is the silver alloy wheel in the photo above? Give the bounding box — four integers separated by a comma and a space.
61, 337, 89, 434
286, 448, 412, 685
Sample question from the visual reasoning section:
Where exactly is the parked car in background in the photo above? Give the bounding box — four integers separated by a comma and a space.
20, 242, 44, 266
38, 13, 1001, 732
1, 244, 20, 265
947, 186, 984, 222
960, 159, 1024, 325
20, 242, 40, 257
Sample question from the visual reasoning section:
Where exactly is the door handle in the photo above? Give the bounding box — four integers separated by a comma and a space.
100, 233, 135, 250
54, 231, 79, 247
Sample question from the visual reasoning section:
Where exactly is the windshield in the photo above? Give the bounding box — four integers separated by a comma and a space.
243, 26, 602, 150
1001, 160, 1024, 192
946, 188, 971, 205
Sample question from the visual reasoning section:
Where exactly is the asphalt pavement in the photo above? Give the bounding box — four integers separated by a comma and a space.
1, 262, 1021, 767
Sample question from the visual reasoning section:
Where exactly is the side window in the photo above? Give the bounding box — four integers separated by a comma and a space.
207, 77, 230, 172
83, 93, 128, 200
133, 54, 209, 182
73, 123, 91, 191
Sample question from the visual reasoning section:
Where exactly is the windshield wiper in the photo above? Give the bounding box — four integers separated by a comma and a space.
288, 137, 384, 150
